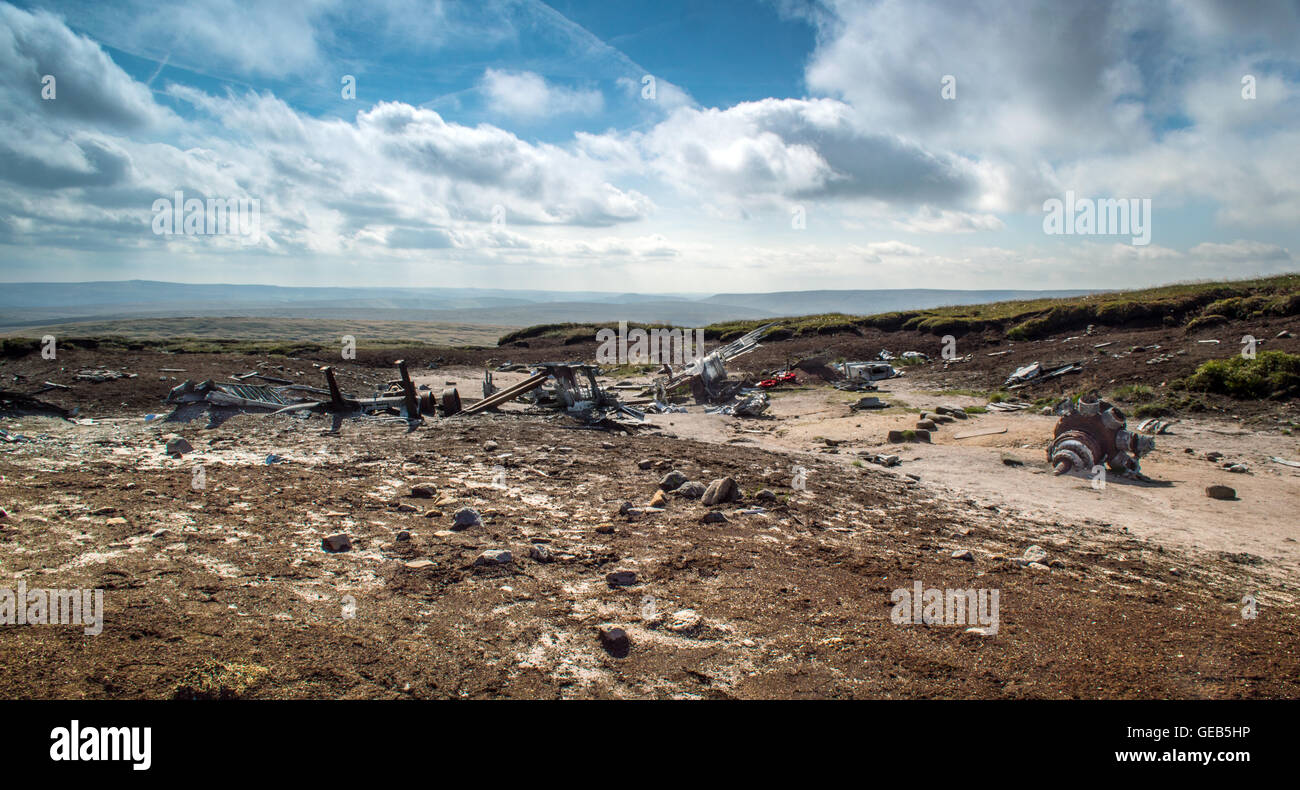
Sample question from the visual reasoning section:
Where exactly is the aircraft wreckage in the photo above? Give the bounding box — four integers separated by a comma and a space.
163, 360, 651, 433
1047, 392, 1154, 478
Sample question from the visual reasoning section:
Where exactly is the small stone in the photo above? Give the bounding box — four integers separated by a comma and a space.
754, 489, 778, 503
105, 517, 127, 526
597, 626, 630, 657
164, 437, 193, 457
1206, 485, 1237, 500
452, 507, 481, 530
1226, 463, 1249, 473
659, 470, 688, 490
595, 523, 615, 534
92, 506, 117, 516
529, 544, 553, 563
670, 481, 706, 499
701, 511, 728, 524
405, 559, 434, 569
410, 484, 437, 498
600, 441, 615, 450
322, 533, 352, 552
395, 530, 411, 542
951, 549, 974, 561
1022, 544, 1048, 564
916, 419, 937, 431
618, 501, 634, 516
605, 569, 637, 587
638, 459, 654, 470
1027, 561, 1051, 572
483, 440, 499, 452
875, 454, 900, 467
702, 476, 739, 506
649, 490, 667, 508
475, 549, 512, 566
394, 503, 418, 513
665, 609, 701, 633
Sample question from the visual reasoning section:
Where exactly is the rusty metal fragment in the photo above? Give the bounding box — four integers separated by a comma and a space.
1048, 392, 1154, 477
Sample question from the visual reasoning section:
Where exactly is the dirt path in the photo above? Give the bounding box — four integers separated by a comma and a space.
630, 378, 1300, 586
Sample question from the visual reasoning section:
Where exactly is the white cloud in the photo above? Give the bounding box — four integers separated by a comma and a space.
479, 69, 603, 119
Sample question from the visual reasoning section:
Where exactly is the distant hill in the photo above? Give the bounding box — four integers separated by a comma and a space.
703, 289, 1098, 316
0, 280, 1106, 331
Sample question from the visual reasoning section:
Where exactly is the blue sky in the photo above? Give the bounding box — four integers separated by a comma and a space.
1, 0, 1298, 293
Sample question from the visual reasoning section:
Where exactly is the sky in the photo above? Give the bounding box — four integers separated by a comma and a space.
0, 0, 1297, 293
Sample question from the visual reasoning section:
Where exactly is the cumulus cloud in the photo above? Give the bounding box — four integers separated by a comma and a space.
479, 69, 603, 119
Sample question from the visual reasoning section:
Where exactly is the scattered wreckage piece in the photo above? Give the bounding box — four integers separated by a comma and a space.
461, 369, 552, 415
986, 401, 1032, 412
1005, 361, 1084, 389
167, 361, 437, 431
706, 391, 770, 417
849, 396, 888, 411
1048, 393, 1153, 477
165, 379, 300, 428
954, 426, 1007, 439
757, 371, 797, 388
274, 364, 435, 432
838, 361, 899, 383
1135, 417, 1174, 435
76, 368, 136, 383
657, 323, 778, 403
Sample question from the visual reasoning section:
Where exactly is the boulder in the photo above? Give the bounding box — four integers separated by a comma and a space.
701, 477, 739, 506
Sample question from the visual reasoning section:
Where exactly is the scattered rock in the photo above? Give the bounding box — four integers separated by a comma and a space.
597, 626, 630, 657
164, 436, 193, 457
701, 476, 739, 506
887, 429, 930, 443
105, 517, 127, 526
474, 549, 512, 566
405, 559, 434, 569
951, 549, 974, 561
409, 484, 436, 498
452, 507, 481, 530
638, 459, 654, 470
595, 523, 615, 534
529, 544, 553, 563
394, 503, 418, 513
670, 481, 706, 499
916, 419, 937, 431
754, 489, 778, 503
395, 530, 411, 542
483, 440, 499, 452
322, 533, 352, 552
1205, 451, 1224, 462
605, 569, 638, 587
701, 511, 729, 524
649, 489, 668, 508
1021, 544, 1048, 564
1226, 463, 1249, 473
665, 609, 701, 634
659, 470, 688, 490
1205, 485, 1237, 500
618, 501, 634, 516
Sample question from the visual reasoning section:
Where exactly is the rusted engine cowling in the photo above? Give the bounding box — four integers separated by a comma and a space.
1048, 393, 1154, 476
